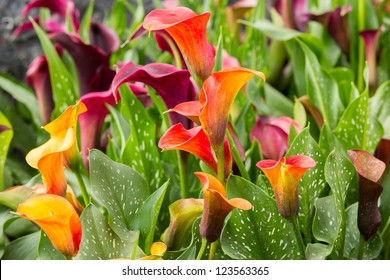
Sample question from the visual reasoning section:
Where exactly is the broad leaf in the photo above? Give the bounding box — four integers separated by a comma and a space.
75, 204, 139, 260
131, 181, 169, 254
324, 149, 356, 258
298, 40, 344, 129
0, 207, 18, 258
286, 126, 326, 243
89, 149, 150, 239
120, 86, 163, 191
32, 19, 78, 118
0, 112, 13, 190
2, 231, 40, 260
370, 81, 390, 138
221, 176, 301, 260
334, 92, 383, 153
306, 243, 333, 260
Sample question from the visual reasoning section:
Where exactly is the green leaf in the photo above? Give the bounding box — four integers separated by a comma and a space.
319, 124, 343, 157
32, 19, 78, 118
286, 126, 327, 243
334, 91, 383, 153
75, 204, 139, 260
293, 99, 307, 128
2, 231, 40, 260
0, 207, 18, 258
370, 81, 390, 138
241, 19, 302, 41
329, 67, 357, 107
79, 0, 94, 44
0, 112, 13, 190
221, 176, 301, 259
89, 149, 150, 239
107, 104, 130, 155
0, 73, 41, 127
344, 203, 383, 260
131, 181, 169, 254
298, 40, 344, 129
37, 231, 66, 260
263, 83, 294, 117
213, 28, 223, 72
120, 86, 163, 191
306, 243, 333, 260
324, 149, 356, 258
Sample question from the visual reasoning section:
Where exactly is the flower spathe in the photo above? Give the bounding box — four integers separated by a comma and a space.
26, 101, 87, 196
195, 172, 252, 242
143, 7, 215, 82
257, 155, 316, 219
158, 123, 232, 180
17, 194, 82, 257
199, 68, 265, 153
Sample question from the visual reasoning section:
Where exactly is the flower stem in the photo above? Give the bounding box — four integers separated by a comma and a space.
74, 171, 90, 206
216, 145, 225, 184
358, 234, 365, 260
208, 240, 218, 260
226, 131, 250, 181
177, 150, 189, 198
289, 215, 306, 259
196, 239, 208, 260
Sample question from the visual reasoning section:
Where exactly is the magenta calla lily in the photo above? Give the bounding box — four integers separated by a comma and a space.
250, 116, 302, 160
112, 62, 196, 128
89, 22, 121, 55
21, 0, 80, 31
143, 7, 215, 82
275, 0, 309, 31
360, 27, 384, 88
26, 55, 54, 124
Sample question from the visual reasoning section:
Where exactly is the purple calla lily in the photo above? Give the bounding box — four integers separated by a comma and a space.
275, 0, 309, 31
112, 62, 197, 128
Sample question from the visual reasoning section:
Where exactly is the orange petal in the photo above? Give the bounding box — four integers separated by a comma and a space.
143, 7, 215, 81
17, 194, 82, 257
199, 68, 265, 152
149, 241, 167, 256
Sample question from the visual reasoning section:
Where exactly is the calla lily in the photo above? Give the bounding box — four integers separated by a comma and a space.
257, 155, 316, 219
226, 0, 257, 38
17, 194, 82, 257
89, 22, 121, 55
158, 123, 232, 180
199, 68, 265, 153
26, 55, 54, 124
275, 0, 309, 31
161, 198, 204, 250
250, 116, 302, 160
348, 150, 385, 241
195, 172, 252, 242
360, 27, 384, 89
21, 0, 80, 32
112, 62, 196, 128
308, 6, 352, 54
138, 242, 167, 260
375, 138, 390, 177
26, 102, 87, 196
143, 7, 215, 82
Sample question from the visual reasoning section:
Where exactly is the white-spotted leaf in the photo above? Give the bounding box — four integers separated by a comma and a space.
89, 149, 149, 239
75, 204, 139, 260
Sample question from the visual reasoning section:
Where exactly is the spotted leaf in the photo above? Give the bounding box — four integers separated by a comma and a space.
89, 149, 150, 240
0, 113, 13, 190
286, 126, 326, 243
119, 85, 164, 192
75, 204, 139, 260
370, 81, 390, 138
221, 176, 301, 260
334, 92, 383, 153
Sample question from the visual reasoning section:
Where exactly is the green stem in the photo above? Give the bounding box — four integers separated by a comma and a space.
358, 234, 365, 260
216, 144, 225, 184
380, 216, 390, 239
289, 215, 306, 259
226, 131, 250, 181
74, 171, 90, 206
196, 239, 208, 260
208, 240, 218, 260
177, 150, 189, 198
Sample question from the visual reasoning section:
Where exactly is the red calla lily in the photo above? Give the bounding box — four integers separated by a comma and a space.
143, 7, 215, 82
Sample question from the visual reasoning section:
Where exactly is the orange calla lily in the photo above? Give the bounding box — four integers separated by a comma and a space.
158, 123, 232, 180
195, 172, 252, 242
143, 7, 215, 82
257, 155, 316, 219
26, 102, 87, 196
17, 194, 82, 257
199, 68, 265, 153
138, 242, 167, 260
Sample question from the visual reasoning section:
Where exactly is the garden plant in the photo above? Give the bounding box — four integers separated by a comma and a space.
0, 0, 389, 261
